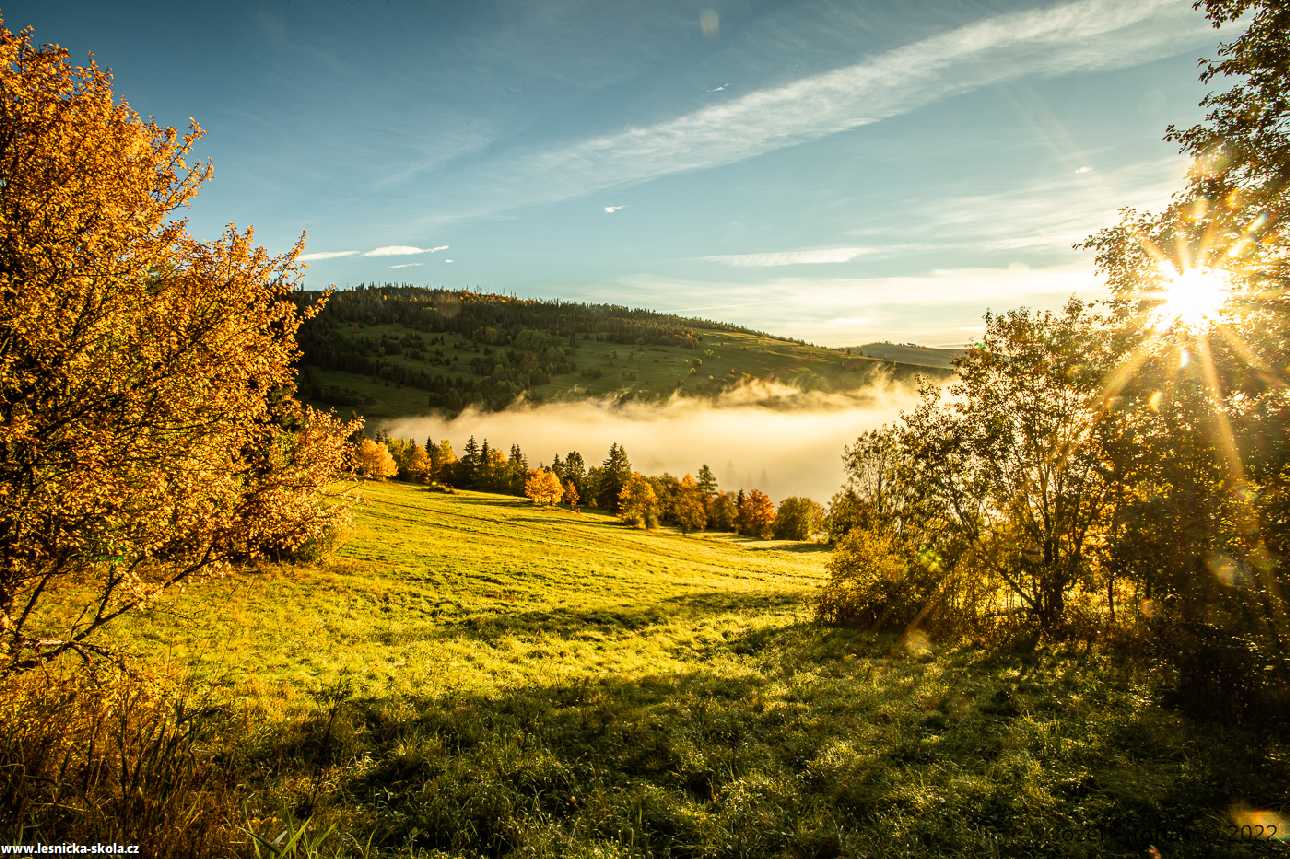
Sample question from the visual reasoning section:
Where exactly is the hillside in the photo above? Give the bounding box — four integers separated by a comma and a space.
294, 286, 946, 418
75, 481, 1288, 857
856, 341, 967, 370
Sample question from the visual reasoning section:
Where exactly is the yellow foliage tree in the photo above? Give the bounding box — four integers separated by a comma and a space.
673, 475, 707, 534
618, 473, 659, 529
524, 468, 562, 505
562, 479, 580, 511
0, 23, 356, 673
405, 444, 432, 483
356, 439, 398, 480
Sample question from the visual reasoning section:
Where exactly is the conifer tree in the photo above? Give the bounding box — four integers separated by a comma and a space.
460, 436, 481, 486
598, 443, 632, 512
697, 464, 718, 496
564, 451, 587, 499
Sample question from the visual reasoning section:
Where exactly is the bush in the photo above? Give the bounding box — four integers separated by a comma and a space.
815, 528, 930, 630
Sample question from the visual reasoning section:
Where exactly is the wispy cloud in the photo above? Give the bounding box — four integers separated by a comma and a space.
604, 205, 625, 214
299, 250, 359, 262
911, 156, 1185, 252
389, 262, 423, 270
444, 258, 455, 264
365, 244, 449, 257
702, 246, 879, 267
433, 0, 1207, 221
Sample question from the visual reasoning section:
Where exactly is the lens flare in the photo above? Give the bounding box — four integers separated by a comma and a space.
1149, 264, 1232, 332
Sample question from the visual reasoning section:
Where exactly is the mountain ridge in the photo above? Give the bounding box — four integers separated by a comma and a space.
294, 285, 951, 417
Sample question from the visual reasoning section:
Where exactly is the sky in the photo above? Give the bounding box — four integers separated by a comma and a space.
7, 0, 1229, 346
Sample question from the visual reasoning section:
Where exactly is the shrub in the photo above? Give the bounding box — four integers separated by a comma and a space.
815, 528, 931, 630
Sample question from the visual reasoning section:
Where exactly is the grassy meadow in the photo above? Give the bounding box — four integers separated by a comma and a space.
46, 480, 1285, 858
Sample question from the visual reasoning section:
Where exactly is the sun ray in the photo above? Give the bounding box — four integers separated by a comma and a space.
1214, 324, 1286, 389
1193, 338, 1287, 628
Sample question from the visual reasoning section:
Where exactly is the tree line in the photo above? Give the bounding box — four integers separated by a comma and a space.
355, 435, 825, 541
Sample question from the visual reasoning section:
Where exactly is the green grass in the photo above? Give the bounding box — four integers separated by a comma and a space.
82, 483, 1290, 856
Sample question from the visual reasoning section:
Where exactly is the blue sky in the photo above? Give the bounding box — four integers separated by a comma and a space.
9, 0, 1225, 345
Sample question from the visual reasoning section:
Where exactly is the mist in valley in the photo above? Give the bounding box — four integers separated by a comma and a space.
380, 378, 928, 503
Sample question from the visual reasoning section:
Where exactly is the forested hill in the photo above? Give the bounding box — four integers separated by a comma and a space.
857, 342, 966, 370
293, 285, 945, 417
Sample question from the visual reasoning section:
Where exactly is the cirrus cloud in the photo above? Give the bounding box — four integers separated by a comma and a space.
299, 250, 359, 261
701, 246, 879, 267
365, 244, 450, 257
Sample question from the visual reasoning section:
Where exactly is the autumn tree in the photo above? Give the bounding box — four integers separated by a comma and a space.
824, 488, 864, 544
740, 490, 777, 539
0, 23, 355, 673
429, 439, 457, 483
405, 444, 432, 484
840, 429, 907, 535
618, 473, 659, 529
906, 303, 1121, 631
524, 468, 562, 505
649, 474, 681, 524
385, 437, 418, 478
562, 479, 580, 511
674, 475, 707, 534
356, 439, 397, 480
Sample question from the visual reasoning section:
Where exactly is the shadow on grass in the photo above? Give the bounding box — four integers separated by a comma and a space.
407, 590, 809, 643
743, 541, 831, 554
239, 628, 1288, 859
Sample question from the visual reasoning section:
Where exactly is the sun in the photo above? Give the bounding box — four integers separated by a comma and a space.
1149, 263, 1232, 332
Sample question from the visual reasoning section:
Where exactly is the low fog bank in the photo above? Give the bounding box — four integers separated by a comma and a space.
378, 378, 927, 503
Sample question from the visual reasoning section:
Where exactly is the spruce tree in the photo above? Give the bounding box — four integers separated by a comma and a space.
461, 436, 481, 487
697, 464, 718, 496
598, 443, 632, 512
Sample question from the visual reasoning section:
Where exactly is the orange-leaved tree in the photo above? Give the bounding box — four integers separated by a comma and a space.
0, 23, 357, 674
738, 489, 777, 539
